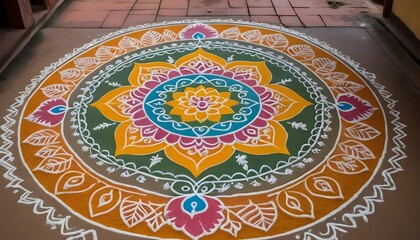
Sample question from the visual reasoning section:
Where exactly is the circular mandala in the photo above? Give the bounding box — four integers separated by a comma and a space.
0, 20, 406, 240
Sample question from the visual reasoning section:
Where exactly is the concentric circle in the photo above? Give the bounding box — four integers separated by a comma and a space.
0, 20, 404, 240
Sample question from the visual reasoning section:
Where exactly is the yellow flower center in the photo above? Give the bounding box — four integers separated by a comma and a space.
166, 85, 239, 123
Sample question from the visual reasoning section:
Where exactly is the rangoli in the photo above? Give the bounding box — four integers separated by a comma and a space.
0, 20, 406, 240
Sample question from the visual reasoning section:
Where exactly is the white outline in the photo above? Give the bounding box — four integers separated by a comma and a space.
0, 19, 407, 240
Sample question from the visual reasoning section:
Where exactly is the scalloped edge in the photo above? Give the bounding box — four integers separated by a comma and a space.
0, 19, 407, 240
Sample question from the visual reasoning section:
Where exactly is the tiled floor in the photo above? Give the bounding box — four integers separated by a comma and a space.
48, 0, 383, 28
0, 0, 419, 239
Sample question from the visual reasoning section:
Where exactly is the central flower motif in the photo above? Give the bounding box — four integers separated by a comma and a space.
92, 48, 311, 177
167, 86, 239, 123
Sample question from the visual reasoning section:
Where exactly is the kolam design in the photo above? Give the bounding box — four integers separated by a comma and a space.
0, 20, 406, 240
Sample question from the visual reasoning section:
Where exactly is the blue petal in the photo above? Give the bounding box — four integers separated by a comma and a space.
337, 102, 354, 112
49, 105, 66, 114
192, 32, 205, 39
182, 195, 207, 215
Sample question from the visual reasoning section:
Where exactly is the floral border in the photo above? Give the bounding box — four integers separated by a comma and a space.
0, 19, 407, 240
69, 40, 335, 196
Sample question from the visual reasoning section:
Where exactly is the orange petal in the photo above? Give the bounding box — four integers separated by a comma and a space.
218, 92, 231, 99
234, 120, 290, 155
180, 114, 198, 122
225, 99, 239, 107
208, 113, 222, 122
219, 106, 234, 114
268, 84, 312, 121
129, 62, 176, 86
91, 86, 136, 122
172, 92, 185, 100
114, 121, 166, 156
196, 111, 208, 123
169, 107, 183, 115
166, 99, 179, 108
196, 88, 206, 98
225, 61, 272, 86
165, 144, 235, 177
175, 48, 227, 69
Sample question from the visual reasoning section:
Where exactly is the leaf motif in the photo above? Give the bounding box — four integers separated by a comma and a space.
228, 200, 277, 231
219, 27, 240, 39
120, 196, 164, 228
220, 213, 242, 237
41, 84, 71, 98
59, 68, 84, 84
141, 30, 164, 45
55, 171, 96, 195
325, 72, 349, 82
66, 230, 97, 240
339, 140, 375, 160
163, 29, 178, 41
277, 191, 314, 218
327, 154, 368, 174
89, 186, 121, 218
145, 211, 167, 232
95, 46, 125, 61
23, 129, 59, 146
118, 36, 142, 51
74, 57, 101, 70
260, 33, 289, 51
311, 58, 336, 74
35, 145, 66, 158
34, 152, 73, 174
240, 30, 262, 42
345, 123, 381, 140
305, 176, 344, 199
330, 80, 364, 94
287, 45, 315, 61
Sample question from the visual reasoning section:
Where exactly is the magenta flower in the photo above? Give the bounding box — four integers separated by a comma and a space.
26, 98, 67, 126
165, 194, 224, 238
179, 23, 218, 40
337, 93, 376, 122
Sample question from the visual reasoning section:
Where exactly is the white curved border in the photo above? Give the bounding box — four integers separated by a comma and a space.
0, 19, 407, 240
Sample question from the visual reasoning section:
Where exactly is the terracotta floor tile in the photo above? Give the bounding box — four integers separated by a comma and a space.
299, 15, 325, 27
102, 11, 129, 28
250, 7, 277, 16
136, 0, 161, 2
187, 8, 248, 16
76, 0, 135, 2
294, 7, 362, 16
161, 0, 189, 9
280, 16, 303, 26
321, 15, 362, 27
130, 9, 158, 15
229, 0, 247, 8
272, 0, 291, 7
250, 15, 281, 24
123, 14, 156, 27
55, 10, 110, 22
158, 8, 187, 16
289, 0, 329, 8
247, 0, 273, 7
189, 0, 230, 8
52, 20, 105, 28
133, 2, 160, 10
156, 16, 251, 22
67, 2, 134, 11
275, 7, 296, 16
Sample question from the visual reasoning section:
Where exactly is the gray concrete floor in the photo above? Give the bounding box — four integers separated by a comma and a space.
0, 19, 419, 240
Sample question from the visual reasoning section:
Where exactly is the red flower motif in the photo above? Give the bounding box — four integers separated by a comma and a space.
179, 23, 218, 40
165, 194, 224, 238
337, 94, 376, 122
26, 98, 67, 126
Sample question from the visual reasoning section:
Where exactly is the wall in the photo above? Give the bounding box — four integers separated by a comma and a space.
392, 0, 420, 39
